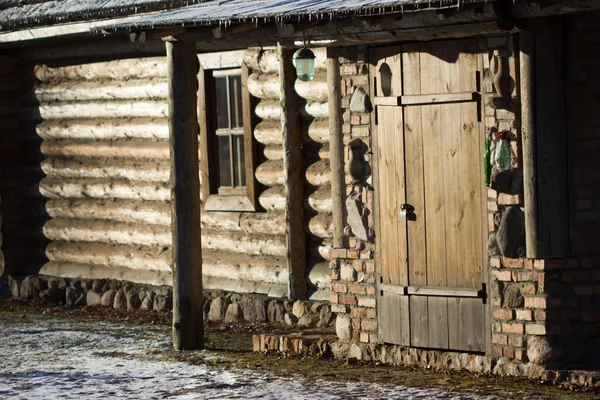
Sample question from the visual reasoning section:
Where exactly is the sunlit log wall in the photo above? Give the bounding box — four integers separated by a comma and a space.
246, 47, 332, 300
0, 51, 47, 276
15, 45, 331, 300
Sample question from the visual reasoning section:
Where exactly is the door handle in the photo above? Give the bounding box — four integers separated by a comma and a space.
399, 204, 416, 221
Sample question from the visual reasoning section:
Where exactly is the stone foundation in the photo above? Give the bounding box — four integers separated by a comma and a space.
2, 274, 336, 329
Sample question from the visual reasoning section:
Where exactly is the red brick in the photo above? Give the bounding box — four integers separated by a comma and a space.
592, 270, 600, 280
515, 271, 537, 282
360, 115, 370, 125
563, 271, 589, 282
516, 309, 533, 321
339, 295, 358, 306
509, 335, 524, 348
515, 350, 526, 362
581, 258, 600, 268
366, 285, 376, 295
582, 310, 600, 322
329, 249, 347, 259
493, 345, 503, 357
488, 201, 499, 212
351, 115, 361, 125
524, 296, 546, 309
351, 308, 367, 319
493, 270, 512, 282
329, 294, 339, 304
526, 324, 546, 335
494, 308, 514, 320
524, 259, 534, 270
492, 333, 508, 345
365, 261, 375, 273
347, 250, 360, 259
352, 331, 361, 342
361, 319, 378, 332
331, 282, 348, 294
342, 124, 351, 134
348, 284, 366, 295
503, 258, 524, 269
502, 322, 524, 334
490, 257, 501, 268
329, 270, 340, 280
547, 299, 562, 308
369, 333, 378, 343
503, 347, 515, 359
488, 213, 496, 232
352, 319, 361, 330
487, 188, 498, 199
353, 262, 364, 272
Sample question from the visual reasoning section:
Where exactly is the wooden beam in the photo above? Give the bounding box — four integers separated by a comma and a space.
327, 47, 346, 249
166, 40, 204, 350
519, 30, 539, 258
511, 0, 600, 19
533, 16, 569, 258
279, 43, 307, 300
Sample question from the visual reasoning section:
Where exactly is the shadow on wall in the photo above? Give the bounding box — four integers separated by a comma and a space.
0, 52, 49, 277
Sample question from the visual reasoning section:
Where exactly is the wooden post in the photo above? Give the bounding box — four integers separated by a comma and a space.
278, 43, 307, 299
519, 31, 539, 258
533, 17, 570, 258
166, 40, 204, 350
327, 47, 346, 249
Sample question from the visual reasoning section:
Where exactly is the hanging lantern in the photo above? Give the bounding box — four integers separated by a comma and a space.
292, 48, 315, 82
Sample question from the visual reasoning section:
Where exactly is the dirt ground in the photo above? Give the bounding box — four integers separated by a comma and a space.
1, 298, 599, 400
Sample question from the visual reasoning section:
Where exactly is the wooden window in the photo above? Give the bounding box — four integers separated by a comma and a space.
199, 62, 256, 212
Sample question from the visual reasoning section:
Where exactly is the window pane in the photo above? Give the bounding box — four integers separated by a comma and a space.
218, 135, 232, 188
229, 75, 243, 128
233, 134, 246, 187
215, 76, 229, 129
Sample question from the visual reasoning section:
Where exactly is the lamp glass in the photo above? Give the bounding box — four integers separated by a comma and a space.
293, 48, 315, 82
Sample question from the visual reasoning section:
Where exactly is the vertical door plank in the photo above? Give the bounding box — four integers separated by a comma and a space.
380, 293, 410, 346
410, 296, 429, 348
427, 296, 449, 349
448, 298, 485, 352
402, 43, 427, 288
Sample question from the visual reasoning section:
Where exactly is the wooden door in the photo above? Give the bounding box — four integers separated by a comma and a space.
372, 40, 487, 352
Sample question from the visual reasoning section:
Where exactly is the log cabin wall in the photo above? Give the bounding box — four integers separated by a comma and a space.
6, 40, 332, 301
245, 47, 331, 300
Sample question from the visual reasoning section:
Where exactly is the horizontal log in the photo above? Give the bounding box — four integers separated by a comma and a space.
39, 261, 172, 287
305, 159, 331, 187
40, 140, 170, 159
39, 178, 170, 201
307, 185, 333, 213
247, 71, 328, 102
258, 186, 286, 211
25, 100, 169, 120
202, 251, 287, 285
202, 229, 286, 257
36, 118, 170, 141
240, 211, 286, 236
244, 47, 326, 73
43, 218, 172, 247
255, 99, 329, 120
310, 239, 332, 261
41, 158, 170, 182
45, 242, 171, 271
263, 145, 283, 160
255, 160, 285, 187
34, 78, 169, 103
45, 199, 171, 226
254, 119, 329, 145
308, 213, 333, 239
34, 57, 168, 81
254, 120, 282, 145
307, 261, 330, 290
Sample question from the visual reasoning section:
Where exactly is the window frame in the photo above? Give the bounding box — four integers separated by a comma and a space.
198, 57, 257, 212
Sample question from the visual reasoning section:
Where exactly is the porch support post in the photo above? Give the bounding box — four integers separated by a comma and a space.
519, 30, 539, 258
533, 17, 569, 258
166, 40, 204, 350
327, 47, 346, 248
278, 43, 307, 299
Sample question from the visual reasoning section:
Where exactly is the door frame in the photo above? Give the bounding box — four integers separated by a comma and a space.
369, 38, 492, 355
